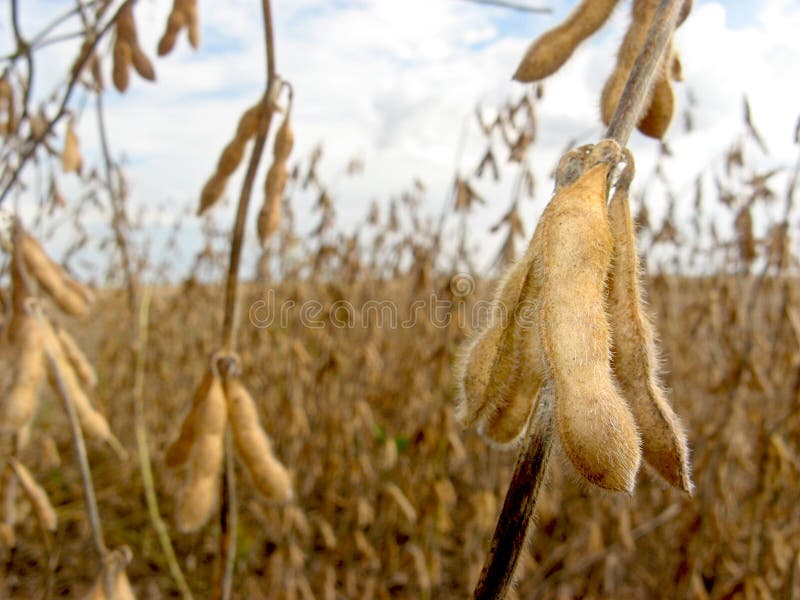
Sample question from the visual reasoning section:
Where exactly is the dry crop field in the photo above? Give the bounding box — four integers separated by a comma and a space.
2, 0, 800, 599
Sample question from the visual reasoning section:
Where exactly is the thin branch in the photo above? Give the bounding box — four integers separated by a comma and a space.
94, 90, 137, 313
214, 1, 278, 597
30, 302, 108, 560
0, 0, 132, 207
473, 389, 554, 600
605, 0, 686, 147
219, 0, 277, 351
132, 288, 194, 600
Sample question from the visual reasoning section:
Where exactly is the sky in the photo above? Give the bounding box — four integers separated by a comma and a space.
3, 0, 800, 278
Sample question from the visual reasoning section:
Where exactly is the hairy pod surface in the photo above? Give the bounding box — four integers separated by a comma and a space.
41, 320, 112, 442
606, 155, 692, 492
454, 254, 530, 432
1, 316, 45, 432
9, 459, 57, 532
164, 369, 214, 468
534, 141, 642, 492
112, 39, 131, 93
226, 378, 293, 503
61, 120, 82, 174
637, 64, 674, 139
20, 232, 92, 317
600, 0, 660, 132
57, 326, 97, 389
174, 374, 227, 532
514, 0, 620, 82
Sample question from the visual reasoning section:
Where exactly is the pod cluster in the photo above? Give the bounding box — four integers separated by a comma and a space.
166, 363, 293, 533
196, 96, 294, 248
1, 222, 120, 547
455, 140, 692, 493
514, 0, 692, 140
112, 3, 156, 93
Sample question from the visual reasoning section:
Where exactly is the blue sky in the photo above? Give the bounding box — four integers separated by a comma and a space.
4, 0, 800, 278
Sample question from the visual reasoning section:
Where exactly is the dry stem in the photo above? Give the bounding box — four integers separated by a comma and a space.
31, 303, 108, 560
473, 391, 553, 599
213, 1, 278, 598
605, 0, 687, 147
132, 288, 193, 599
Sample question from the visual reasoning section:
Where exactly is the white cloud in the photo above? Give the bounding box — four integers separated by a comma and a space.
6, 0, 800, 276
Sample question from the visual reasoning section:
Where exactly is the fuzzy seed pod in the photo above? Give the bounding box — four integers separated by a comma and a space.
237, 103, 262, 140
257, 164, 288, 247
273, 112, 294, 162
197, 103, 262, 215
8, 459, 57, 532
637, 66, 674, 139
83, 550, 135, 600
112, 39, 131, 93
606, 153, 692, 492
256, 192, 282, 247
130, 46, 156, 82
198, 173, 227, 215
0, 74, 15, 136
174, 373, 227, 533
186, 0, 200, 48
19, 233, 91, 316
41, 321, 113, 442
164, 370, 213, 468
225, 378, 293, 503
112, 3, 155, 91
1, 315, 45, 432
61, 119, 82, 174
600, 0, 672, 138
533, 141, 642, 492
217, 138, 248, 177
256, 111, 293, 247
158, 3, 186, 56
514, 0, 620, 82
158, 0, 199, 56
56, 326, 97, 389
454, 246, 545, 447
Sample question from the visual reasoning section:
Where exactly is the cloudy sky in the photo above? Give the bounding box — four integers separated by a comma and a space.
5, 0, 800, 277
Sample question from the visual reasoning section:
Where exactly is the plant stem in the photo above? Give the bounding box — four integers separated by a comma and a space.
214, 1, 277, 597
473, 389, 553, 600
220, 0, 277, 352
605, 0, 686, 147
31, 305, 108, 560
132, 288, 194, 600
0, 0, 134, 206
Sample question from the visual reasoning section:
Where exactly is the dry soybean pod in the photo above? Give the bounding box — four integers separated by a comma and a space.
257, 106, 294, 246
534, 140, 641, 492
455, 254, 529, 430
636, 69, 674, 140
20, 232, 90, 316
198, 101, 262, 215
514, 0, 620, 82
8, 458, 57, 532
225, 377, 293, 502
164, 368, 214, 468
40, 319, 116, 446
600, 0, 660, 127
112, 36, 132, 93
56, 325, 97, 389
61, 119, 82, 174
174, 373, 227, 532
1, 314, 45, 432
606, 151, 692, 492
83, 548, 136, 600
158, 0, 187, 56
